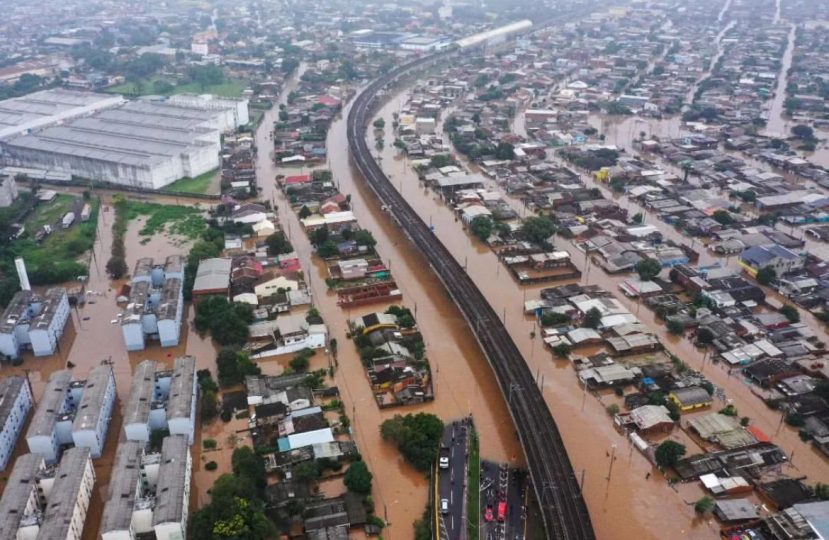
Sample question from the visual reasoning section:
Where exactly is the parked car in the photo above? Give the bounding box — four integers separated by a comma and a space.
440, 499, 449, 515
439, 456, 449, 469
484, 505, 494, 522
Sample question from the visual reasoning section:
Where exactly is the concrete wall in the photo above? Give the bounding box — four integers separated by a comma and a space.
124, 421, 150, 443
27, 433, 58, 464
122, 323, 145, 351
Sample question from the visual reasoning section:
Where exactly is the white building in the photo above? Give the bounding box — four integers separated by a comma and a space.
27, 367, 115, 463
26, 370, 74, 463
71, 365, 116, 458
123, 357, 197, 444
100, 436, 192, 540
0, 448, 95, 540
0, 287, 70, 359
121, 256, 185, 351
0, 92, 248, 190
0, 376, 33, 471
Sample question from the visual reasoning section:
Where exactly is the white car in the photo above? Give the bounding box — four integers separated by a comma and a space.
440, 499, 449, 514
439, 456, 449, 469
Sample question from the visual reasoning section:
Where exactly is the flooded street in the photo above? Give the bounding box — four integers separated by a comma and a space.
764, 24, 796, 138
254, 76, 521, 537
349, 81, 829, 537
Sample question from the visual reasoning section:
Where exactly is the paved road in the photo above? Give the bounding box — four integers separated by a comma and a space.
480, 461, 528, 540
438, 419, 470, 540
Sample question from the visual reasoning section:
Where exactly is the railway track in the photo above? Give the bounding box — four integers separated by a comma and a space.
346, 14, 598, 540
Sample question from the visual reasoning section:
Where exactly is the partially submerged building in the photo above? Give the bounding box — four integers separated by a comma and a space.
0, 447, 95, 540
26, 367, 116, 463
0, 288, 70, 359
100, 436, 192, 540
0, 376, 33, 471
121, 256, 184, 351
123, 357, 198, 444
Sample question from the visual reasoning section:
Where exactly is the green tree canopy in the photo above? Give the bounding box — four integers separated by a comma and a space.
344, 460, 373, 495
470, 215, 494, 242
520, 216, 556, 246
635, 258, 662, 281
655, 440, 686, 468
380, 413, 444, 472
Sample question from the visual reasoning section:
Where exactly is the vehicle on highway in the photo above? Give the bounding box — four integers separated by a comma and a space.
484, 505, 494, 522
439, 456, 449, 469
497, 501, 507, 522
441, 499, 449, 515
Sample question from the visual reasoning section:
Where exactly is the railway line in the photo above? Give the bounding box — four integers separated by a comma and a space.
346, 13, 597, 540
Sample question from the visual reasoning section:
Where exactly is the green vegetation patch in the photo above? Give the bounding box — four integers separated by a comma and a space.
126, 201, 206, 240
163, 169, 219, 195
467, 427, 480, 540
25, 194, 75, 230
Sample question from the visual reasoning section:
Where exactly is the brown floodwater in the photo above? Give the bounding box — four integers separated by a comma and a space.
344, 82, 829, 538
254, 78, 522, 537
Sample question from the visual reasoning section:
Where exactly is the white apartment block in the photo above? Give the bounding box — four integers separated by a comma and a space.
123, 356, 197, 445
0, 376, 33, 471
100, 436, 191, 540
121, 256, 185, 351
71, 364, 117, 458
0, 447, 95, 540
0, 288, 70, 359
27, 367, 115, 463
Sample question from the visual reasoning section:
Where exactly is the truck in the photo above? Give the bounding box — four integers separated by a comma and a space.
61, 212, 75, 229
80, 204, 92, 222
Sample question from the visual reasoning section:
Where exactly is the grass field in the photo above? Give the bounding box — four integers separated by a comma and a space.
163, 169, 219, 195
126, 201, 206, 240
106, 77, 247, 98
26, 194, 75, 230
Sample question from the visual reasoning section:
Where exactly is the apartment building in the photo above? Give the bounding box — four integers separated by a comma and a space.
123, 356, 197, 444
0, 288, 70, 359
0, 376, 33, 470
121, 256, 185, 351
71, 364, 117, 458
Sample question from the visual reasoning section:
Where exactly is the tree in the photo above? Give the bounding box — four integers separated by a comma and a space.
635, 258, 662, 281
380, 413, 444, 472
201, 390, 218, 421
667, 319, 685, 335
632, 212, 644, 224
695, 496, 715, 514
470, 215, 493, 242
541, 312, 569, 327
494, 142, 515, 160
265, 231, 293, 254
712, 210, 734, 225
791, 124, 815, 141
696, 327, 714, 345
780, 304, 800, 323
293, 460, 321, 483
520, 216, 556, 246
582, 307, 602, 329
654, 440, 686, 468
373, 118, 385, 129
106, 256, 128, 279
815, 483, 829, 500
298, 205, 312, 219
605, 403, 620, 416
552, 343, 571, 358
232, 446, 266, 492
188, 64, 225, 90
216, 347, 260, 387
756, 266, 777, 286
317, 240, 339, 258
344, 460, 373, 494
354, 229, 377, 248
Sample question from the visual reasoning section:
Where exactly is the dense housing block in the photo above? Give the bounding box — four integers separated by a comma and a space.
0, 288, 70, 359
0, 376, 33, 471
121, 256, 185, 351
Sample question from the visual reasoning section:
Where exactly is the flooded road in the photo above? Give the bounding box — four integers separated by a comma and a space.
254, 76, 521, 537
363, 83, 829, 537
764, 24, 796, 138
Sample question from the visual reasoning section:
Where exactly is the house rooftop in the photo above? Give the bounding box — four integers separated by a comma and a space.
0, 377, 27, 431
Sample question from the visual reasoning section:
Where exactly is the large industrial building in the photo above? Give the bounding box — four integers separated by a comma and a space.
101, 435, 192, 540
123, 356, 198, 444
0, 447, 95, 540
0, 89, 249, 190
0, 287, 70, 359
26, 366, 116, 463
121, 256, 185, 351
0, 377, 33, 471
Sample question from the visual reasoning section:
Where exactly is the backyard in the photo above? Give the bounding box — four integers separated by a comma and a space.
125, 200, 207, 243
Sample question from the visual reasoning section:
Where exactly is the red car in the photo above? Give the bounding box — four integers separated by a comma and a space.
497, 501, 507, 522
484, 506, 494, 522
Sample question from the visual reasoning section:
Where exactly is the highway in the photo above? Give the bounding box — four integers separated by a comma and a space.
346, 12, 597, 540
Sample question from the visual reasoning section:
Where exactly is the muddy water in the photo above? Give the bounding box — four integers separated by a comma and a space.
364, 85, 829, 537
764, 24, 796, 138
255, 79, 522, 538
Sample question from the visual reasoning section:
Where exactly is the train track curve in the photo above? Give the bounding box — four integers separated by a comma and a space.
346, 20, 597, 540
